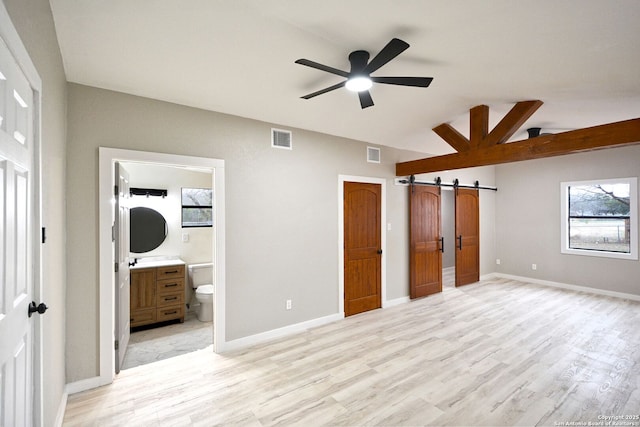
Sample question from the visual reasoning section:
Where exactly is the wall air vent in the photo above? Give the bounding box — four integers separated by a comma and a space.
271, 128, 292, 150
367, 146, 381, 163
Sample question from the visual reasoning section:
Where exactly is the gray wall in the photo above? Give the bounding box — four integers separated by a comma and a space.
495, 145, 640, 295
65, 83, 497, 382
4, 0, 67, 425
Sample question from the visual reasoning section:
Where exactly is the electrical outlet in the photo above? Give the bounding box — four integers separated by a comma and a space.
496, 259, 501, 265
286, 299, 292, 310
182, 233, 189, 243
531, 264, 537, 270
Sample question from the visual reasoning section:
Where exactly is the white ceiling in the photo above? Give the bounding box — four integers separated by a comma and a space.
49, 0, 640, 156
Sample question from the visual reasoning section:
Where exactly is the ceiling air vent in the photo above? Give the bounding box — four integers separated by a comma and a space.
271, 128, 292, 150
367, 146, 381, 163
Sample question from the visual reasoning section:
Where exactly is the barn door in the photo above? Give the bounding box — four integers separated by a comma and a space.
409, 185, 442, 298
455, 188, 479, 286
114, 162, 131, 373
343, 182, 382, 316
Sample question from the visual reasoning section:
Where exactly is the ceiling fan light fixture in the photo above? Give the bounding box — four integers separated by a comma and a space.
345, 76, 372, 92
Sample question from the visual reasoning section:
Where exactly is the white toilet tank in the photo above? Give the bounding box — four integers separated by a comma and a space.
188, 263, 213, 289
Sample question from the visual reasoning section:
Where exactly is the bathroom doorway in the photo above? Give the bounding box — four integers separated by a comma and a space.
98, 148, 226, 385
119, 161, 214, 370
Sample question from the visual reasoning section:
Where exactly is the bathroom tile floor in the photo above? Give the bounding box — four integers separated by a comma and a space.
122, 311, 213, 370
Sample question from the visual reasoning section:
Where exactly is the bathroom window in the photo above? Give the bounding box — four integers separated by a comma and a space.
181, 188, 213, 228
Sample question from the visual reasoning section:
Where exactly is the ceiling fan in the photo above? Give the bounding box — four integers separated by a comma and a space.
295, 38, 433, 109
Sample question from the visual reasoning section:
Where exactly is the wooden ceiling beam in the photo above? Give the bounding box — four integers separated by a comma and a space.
396, 118, 640, 176
434, 100, 543, 153
432, 123, 470, 152
484, 100, 543, 146
470, 104, 489, 149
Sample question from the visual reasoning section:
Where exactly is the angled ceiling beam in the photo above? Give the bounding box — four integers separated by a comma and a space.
396, 117, 640, 176
432, 123, 470, 152
483, 100, 543, 146
434, 100, 542, 152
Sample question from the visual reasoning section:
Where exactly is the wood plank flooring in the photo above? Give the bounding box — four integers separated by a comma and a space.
63, 277, 640, 426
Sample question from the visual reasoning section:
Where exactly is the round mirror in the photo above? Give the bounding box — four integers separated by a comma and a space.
130, 207, 168, 253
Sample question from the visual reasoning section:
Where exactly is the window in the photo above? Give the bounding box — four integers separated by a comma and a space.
561, 177, 637, 260
181, 188, 213, 228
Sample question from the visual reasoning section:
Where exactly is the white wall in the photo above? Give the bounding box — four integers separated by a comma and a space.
495, 145, 640, 295
124, 162, 213, 265
65, 83, 497, 382
4, 0, 68, 425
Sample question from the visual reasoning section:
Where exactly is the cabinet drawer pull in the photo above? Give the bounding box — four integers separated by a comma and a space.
164, 283, 178, 288
164, 296, 178, 301
163, 270, 179, 274
164, 310, 177, 315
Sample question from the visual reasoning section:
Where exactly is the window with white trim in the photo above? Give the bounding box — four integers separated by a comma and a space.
181, 188, 213, 228
561, 177, 637, 260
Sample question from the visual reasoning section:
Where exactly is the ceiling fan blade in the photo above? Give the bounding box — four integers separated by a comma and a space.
358, 90, 374, 109
372, 76, 433, 87
295, 59, 349, 77
300, 81, 346, 99
365, 38, 410, 74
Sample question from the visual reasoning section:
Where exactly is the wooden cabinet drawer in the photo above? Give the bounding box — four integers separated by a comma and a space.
157, 305, 184, 323
130, 308, 156, 327
157, 278, 184, 294
157, 291, 183, 308
156, 264, 185, 280
131, 263, 186, 328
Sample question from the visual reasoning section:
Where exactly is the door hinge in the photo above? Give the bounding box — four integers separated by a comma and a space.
114, 262, 119, 273
114, 340, 119, 351
41, 227, 46, 244
114, 185, 119, 196
112, 224, 116, 242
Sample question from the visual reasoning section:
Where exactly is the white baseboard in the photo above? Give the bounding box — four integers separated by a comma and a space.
54, 389, 68, 427
491, 273, 640, 302
66, 376, 106, 395
383, 296, 410, 308
220, 312, 344, 353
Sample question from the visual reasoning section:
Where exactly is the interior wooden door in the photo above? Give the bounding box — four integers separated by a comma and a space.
344, 182, 382, 316
455, 188, 480, 286
409, 185, 442, 298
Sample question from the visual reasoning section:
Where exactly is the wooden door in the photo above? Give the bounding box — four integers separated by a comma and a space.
409, 185, 442, 298
114, 162, 131, 373
455, 188, 479, 286
0, 33, 36, 426
344, 182, 381, 316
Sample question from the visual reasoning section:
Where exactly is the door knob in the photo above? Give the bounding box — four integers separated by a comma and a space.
28, 301, 48, 318
377, 249, 383, 255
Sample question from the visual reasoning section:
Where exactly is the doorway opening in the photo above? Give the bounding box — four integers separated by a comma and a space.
441, 188, 456, 288
98, 148, 225, 386
119, 162, 214, 370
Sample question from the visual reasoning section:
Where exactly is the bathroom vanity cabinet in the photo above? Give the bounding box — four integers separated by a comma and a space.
130, 263, 185, 327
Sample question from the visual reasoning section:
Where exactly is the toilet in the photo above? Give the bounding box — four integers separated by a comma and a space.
187, 263, 214, 322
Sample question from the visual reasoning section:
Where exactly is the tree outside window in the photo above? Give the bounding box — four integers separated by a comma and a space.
561, 177, 637, 260
182, 188, 212, 228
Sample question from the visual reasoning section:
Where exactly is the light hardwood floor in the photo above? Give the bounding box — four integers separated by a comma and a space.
63, 277, 640, 426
